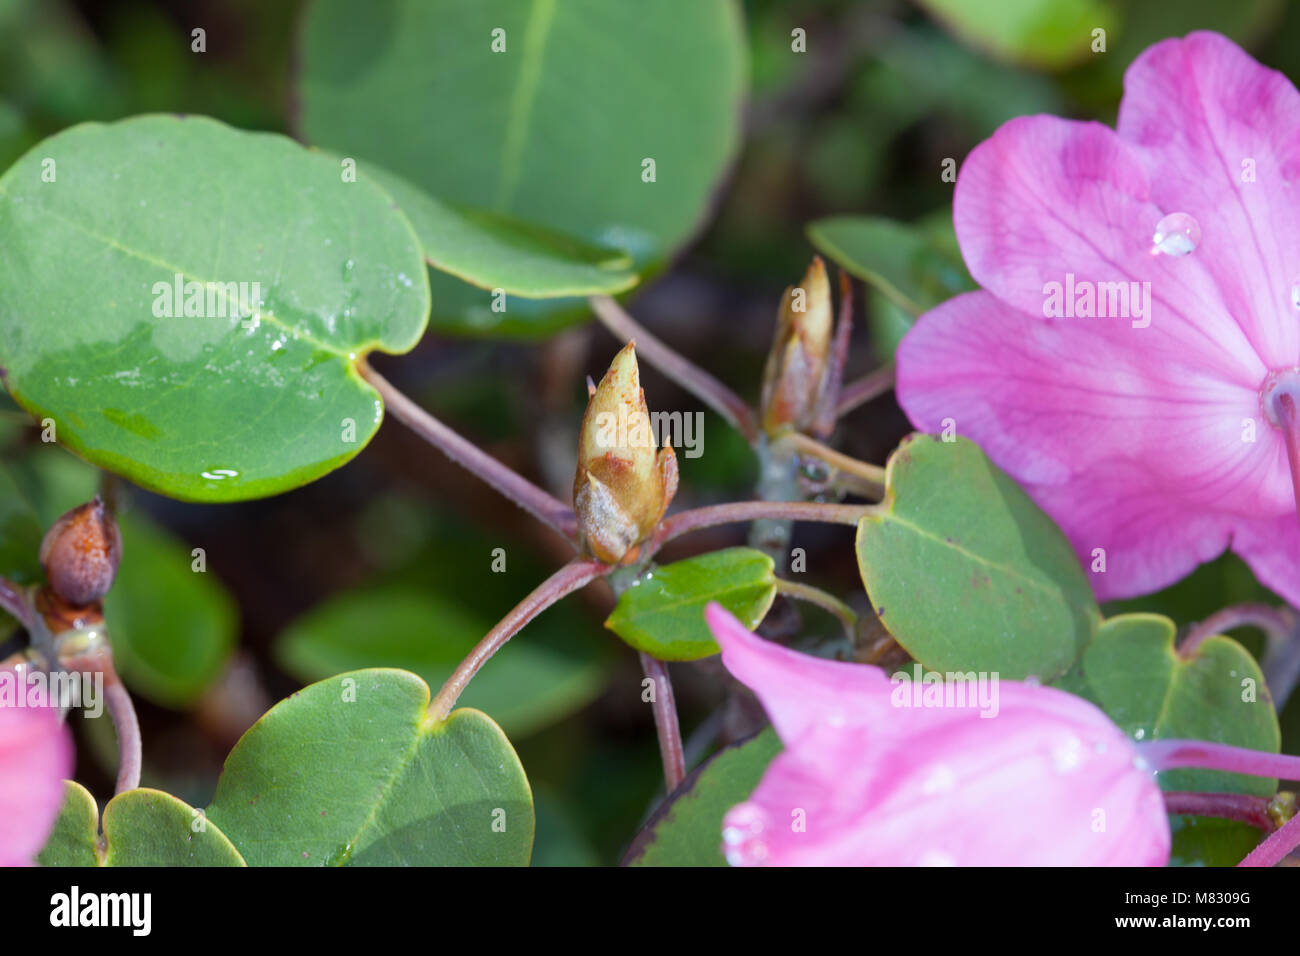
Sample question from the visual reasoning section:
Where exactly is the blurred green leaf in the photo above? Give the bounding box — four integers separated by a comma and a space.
856, 436, 1099, 680
808, 214, 972, 319
605, 548, 777, 661
297, 0, 747, 337
103, 512, 238, 709
277, 585, 608, 739
914, 0, 1117, 70
624, 728, 781, 866
207, 669, 534, 866
39, 781, 245, 866
0, 460, 42, 584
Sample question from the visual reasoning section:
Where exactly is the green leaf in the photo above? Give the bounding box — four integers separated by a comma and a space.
0, 114, 430, 502
206, 668, 534, 865
605, 548, 777, 661
624, 729, 781, 867
357, 160, 639, 298
275, 586, 608, 738
1079, 614, 1279, 796
0, 461, 41, 583
915, 0, 1117, 70
38, 781, 246, 866
102, 512, 237, 708
807, 214, 973, 318
297, 0, 746, 336
1071, 613, 1280, 867
856, 435, 1099, 680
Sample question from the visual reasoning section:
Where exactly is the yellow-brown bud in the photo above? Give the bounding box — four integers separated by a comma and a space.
760, 256, 833, 435
574, 343, 678, 564
39, 496, 121, 607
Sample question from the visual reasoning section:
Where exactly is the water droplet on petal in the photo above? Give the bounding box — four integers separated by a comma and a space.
921, 763, 956, 794
721, 802, 771, 866
1151, 213, 1201, 257
1051, 735, 1084, 774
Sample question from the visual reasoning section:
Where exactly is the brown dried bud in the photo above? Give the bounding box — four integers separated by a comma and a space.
39, 496, 122, 607
574, 343, 678, 564
760, 256, 833, 435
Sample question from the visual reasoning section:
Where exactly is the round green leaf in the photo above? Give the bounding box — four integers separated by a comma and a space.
624, 729, 780, 867
1072, 613, 1281, 867
38, 781, 246, 866
1079, 614, 1279, 797
357, 159, 639, 298
605, 548, 777, 661
0, 114, 430, 502
297, 0, 746, 336
102, 512, 237, 708
856, 435, 1099, 680
275, 586, 608, 738
206, 668, 534, 866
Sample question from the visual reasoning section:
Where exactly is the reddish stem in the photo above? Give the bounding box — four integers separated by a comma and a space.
835, 361, 895, 417
1240, 811, 1300, 867
588, 295, 759, 443
1278, 393, 1300, 535
427, 559, 608, 723
1162, 791, 1274, 831
639, 652, 685, 791
0, 576, 31, 628
1141, 738, 1300, 781
643, 500, 869, 562
360, 359, 579, 540
1179, 603, 1293, 659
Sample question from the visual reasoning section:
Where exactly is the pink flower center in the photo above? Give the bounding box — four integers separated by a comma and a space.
1260, 367, 1300, 429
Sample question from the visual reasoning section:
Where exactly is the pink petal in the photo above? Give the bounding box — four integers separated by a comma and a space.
1118, 32, 1300, 369
0, 702, 74, 866
708, 606, 1171, 866
705, 602, 894, 744
1230, 513, 1300, 609
953, 113, 1263, 383
896, 290, 1261, 492
896, 291, 1285, 599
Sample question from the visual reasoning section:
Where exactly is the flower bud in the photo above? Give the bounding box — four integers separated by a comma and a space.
760, 257, 833, 435
574, 343, 678, 564
38, 496, 122, 607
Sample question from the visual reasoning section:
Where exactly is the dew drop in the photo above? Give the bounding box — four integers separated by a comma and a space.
921, 763, 956, 794
1051, 735, 1084, 774
1133, 727, 1146, 741
1151, 212, 1201, 257
721, 802, 771, 867
201, 468, 240, 481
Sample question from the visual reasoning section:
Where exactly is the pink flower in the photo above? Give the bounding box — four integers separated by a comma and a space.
705, 604, 1170, 866
0, 700, 73, 866
896, 32, 1300, 604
